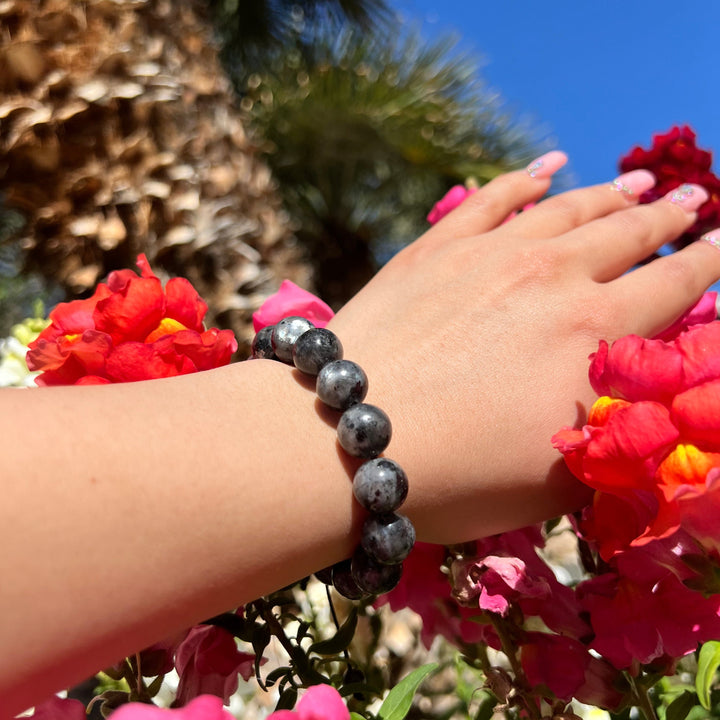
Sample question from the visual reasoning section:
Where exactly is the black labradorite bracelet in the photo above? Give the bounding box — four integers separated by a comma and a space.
251, 316, 416, 599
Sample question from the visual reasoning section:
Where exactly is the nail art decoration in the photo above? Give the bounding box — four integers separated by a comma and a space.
665, 183, 709, 212
610, 170, 656, 198
527, 159, 544, 178
701, 233, 720, 250
670, 184, 696, 204
525, 151, 568, 179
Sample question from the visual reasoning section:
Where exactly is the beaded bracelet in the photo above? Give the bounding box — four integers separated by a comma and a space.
251, 316, 415, 599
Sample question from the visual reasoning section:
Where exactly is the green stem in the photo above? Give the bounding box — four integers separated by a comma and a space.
630, 674, 659, 720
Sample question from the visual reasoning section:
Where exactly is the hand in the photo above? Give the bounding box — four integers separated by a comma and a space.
328, 152, 719, 544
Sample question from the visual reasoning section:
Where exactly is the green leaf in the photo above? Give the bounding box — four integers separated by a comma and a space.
697, 641, 720, 710
378, 662, 439, 720
309, 607, 358, 655
350, 713, 367, 720
666, 691, 699, 720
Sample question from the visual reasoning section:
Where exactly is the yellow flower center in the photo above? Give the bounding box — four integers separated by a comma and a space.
145, 317, 188, 343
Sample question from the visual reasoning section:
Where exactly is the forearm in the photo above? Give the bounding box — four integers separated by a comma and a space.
0, 360, 363, 713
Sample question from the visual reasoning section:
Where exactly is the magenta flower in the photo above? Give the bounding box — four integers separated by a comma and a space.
581, 571, 720, 669
28, 696, 86, 720
376, 541, 490, 649
426, 185, 477, 225
173, 625, 255, 706
520, 633, 624, 709
267, 685, 350, 720
452, 555, 550, 616
253, 280, 335, 332
111, 695, 234, 720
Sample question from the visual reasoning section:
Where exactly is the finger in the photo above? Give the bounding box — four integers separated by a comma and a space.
421, 151, 568, 242
500, 168, 657, 241
573, 184, 710, 282
609, 233, 720, 337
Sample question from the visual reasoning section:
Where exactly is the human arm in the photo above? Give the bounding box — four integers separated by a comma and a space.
3, 155, 720, 713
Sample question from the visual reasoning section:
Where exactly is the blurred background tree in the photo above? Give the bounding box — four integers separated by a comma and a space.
0, 0, 540, 339
233, 25, 537, 304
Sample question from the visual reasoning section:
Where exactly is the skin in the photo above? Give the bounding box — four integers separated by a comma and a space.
2, 156, 720, 715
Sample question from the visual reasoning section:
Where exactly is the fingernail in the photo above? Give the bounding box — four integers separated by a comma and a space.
610, 169, 656, 199
666, 183, 709, 212
526, 151, 567, 179
701, 232, 720, 251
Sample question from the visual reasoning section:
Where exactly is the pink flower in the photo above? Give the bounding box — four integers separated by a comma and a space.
253, 280, 335, 332
452, 555, 550, 616
173, 625, 255, 706
376, 542, 490, 649
111, 695, 234, 720
29, 696, 86, 720
654, 292, 717, 341
426, 186, 477, 225
267, 685, 350, 720
455, 528, 590, 640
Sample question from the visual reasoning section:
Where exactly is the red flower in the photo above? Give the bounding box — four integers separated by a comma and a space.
619, 125, 720, 243
27, 255, 237, 385
553, 308, 720, 555
173, 625, 255, 707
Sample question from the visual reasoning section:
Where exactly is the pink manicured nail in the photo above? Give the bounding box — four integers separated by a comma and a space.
610, 169, 656, 199
526, 151, 567, 179
665, 183, 709, 212
701, 231, 720, 251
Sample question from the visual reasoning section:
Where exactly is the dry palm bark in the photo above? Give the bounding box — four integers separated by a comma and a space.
0, 0, 309, 353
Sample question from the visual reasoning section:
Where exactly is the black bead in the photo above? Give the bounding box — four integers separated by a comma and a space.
351, 547, 403, 595
361, 513, 415, 565
316, 360, 368, 410
293, 328, 343, 375
332, 559, 366, 600
337, 403, 391, 458
353, 458, 408, 514
314, 565, 335, 585
272, 316, 315, 363
251, 325, 276, 359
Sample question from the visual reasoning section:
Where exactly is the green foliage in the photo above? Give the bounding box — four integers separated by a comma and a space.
204, 0, 393, 75
697, 641, 720, 710
0, 204, 63, 336
237, 28, 538, 303
378, 663, 438, 720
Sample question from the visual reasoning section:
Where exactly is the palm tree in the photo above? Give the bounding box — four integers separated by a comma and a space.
237, 27, 539, 305
204, 0, 392, 75
0, 0, 309, 353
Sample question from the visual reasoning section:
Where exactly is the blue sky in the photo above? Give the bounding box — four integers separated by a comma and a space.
392, 1, 720, 189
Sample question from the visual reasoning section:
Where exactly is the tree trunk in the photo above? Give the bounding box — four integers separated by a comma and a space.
0, 0, 310, 354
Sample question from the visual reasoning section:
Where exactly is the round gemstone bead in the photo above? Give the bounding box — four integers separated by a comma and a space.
331, 558, 366, 600
316, 360, 368, 410
251, 325, 276, 359
351, 547, 402, 595
353, 458, 408, 514
272, 316, 315, 363
361, 512, 415, 565
293, 328, 343, 375
314, 565, 334, 585
337, 403, 391, 458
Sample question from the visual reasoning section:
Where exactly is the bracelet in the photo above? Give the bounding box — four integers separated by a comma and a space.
251, 317, 415, 599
